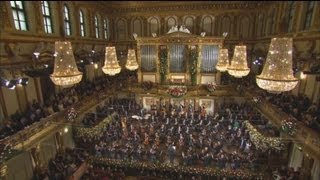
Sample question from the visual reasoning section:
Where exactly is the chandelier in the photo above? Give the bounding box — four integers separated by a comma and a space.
256, 37, 298, 92
50, 41, 82, 86
216, 48, 229, 72
125, 49, 139, 71
227, 45, 250, 78
102, 46, 121, 76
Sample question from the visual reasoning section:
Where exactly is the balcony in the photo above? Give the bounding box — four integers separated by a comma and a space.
245, 90, 320, 159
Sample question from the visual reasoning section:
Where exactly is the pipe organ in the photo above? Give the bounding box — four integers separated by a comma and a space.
136, 30, 224, 85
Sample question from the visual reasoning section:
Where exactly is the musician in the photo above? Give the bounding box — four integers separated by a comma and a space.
168, 143, 176, 164
144, 132, 149, 146
149, 144, 157, 163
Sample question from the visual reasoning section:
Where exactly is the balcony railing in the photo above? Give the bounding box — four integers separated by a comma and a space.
245, 90, 320, 159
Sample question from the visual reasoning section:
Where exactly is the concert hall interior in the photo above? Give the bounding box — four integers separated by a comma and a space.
0, 1, 320, 180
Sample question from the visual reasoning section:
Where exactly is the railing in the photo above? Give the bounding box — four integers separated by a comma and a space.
0, 91, 104, 150
245, 90, 320, 159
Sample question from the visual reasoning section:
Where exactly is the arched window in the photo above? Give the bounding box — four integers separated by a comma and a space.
287, 1, 296, 33
95, 15, 99, 38
303, 1, 315, 30
103, 19, 108, 39
79, 10, 85, 36
10, 1, 28, 31
63, 5, 71, 36
41, 1, 53, 33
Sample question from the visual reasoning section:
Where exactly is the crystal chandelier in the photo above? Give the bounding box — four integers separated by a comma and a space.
50, 41, 82, 86
216, 48, 229, 72
256, 37, 298, 92
102, 46, 121, 76
125, 49, 139, 71
227, 45, 250, 78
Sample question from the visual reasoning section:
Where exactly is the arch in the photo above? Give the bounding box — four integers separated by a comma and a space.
239, 15, 250, 39
220, 15, 231, 36
63, 4, 71, 36
103, 17, 109, 40
201, 15, 215, 36
41, 1, 53, 34
116, 18, 127, 40
131, 17, 143, 38
165, 16, 178, 32
94, 14, 100, 38
147, 16, 160, 36
79, 9, 85, 37
182, 15, 195, 33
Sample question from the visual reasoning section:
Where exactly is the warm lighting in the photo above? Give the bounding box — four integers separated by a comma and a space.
125, 49, 139, 71
216, 48, 229, 72
33, 52, 40, 59
300, 72, 307, 79
227, 45, 250, 78
256, 37, 298, 92
64, 127, 69, 133
102, 46, 121, 76
50, 41, 82, 86
94, 63, 98, 69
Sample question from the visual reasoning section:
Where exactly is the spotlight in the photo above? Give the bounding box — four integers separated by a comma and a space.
21, 78, 29, 86
0, 78, 10, 87
7, 80, 16, 90
5, 80, 9, 86
33, 52, 40, 59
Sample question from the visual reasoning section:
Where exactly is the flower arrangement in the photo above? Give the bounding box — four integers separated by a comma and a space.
91, 157, 263, 179
67, 107, 77, 122
141, 81, 153, 91
75, 115, 113, 138
206, 82, 217, 92
189, 46, 198, 86
167, 86, 187, 98
281, 118, 297, 136
159, 46, 168, 84
244, 121, 282, 151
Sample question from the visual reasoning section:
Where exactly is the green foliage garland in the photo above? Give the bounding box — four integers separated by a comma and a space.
159, 47, 168, 84
189, 46, 198, 85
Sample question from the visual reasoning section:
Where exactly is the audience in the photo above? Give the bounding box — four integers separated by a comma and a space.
0, 70, 138, 140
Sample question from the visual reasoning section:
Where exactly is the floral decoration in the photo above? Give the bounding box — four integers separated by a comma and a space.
206, 82, 217, 92
281, 118, 297, 136
189, 46, 198, 86
75, 116, 113, 138
66, 107, 77, 122
159, 46, 168, 84
90, 157, 263, 179
167, 85, 187, 98
244, 120, 283, 151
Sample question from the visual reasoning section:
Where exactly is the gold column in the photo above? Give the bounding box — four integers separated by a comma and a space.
186, 45, 191, 85
137, 43, 142, 83
15, 85, 28, 113
34, 2, 44, 34
197, 45, 202, 85
156, 44, 160, 84
0, 2, 13, 31
0, 164, 8, 180
31, 144, 42, 171
55, 132, 64, 153
310, 2, 320, 31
